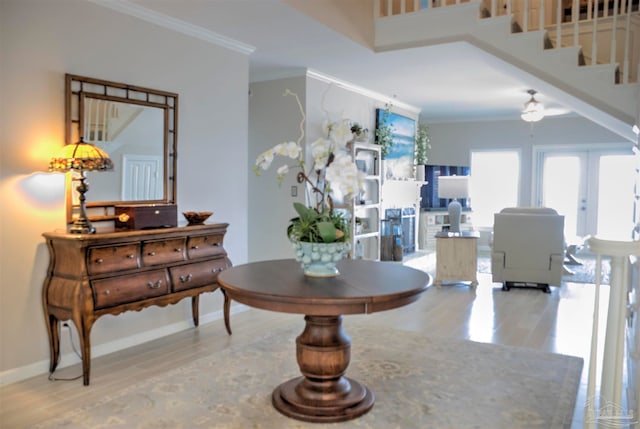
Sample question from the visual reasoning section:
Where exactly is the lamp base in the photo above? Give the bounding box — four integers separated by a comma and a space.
448, 200, 462, 233
69, 173, 96, 234
69, 218, 96, 234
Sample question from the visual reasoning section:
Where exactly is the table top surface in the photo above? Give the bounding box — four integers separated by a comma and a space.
218, 259, 431, 316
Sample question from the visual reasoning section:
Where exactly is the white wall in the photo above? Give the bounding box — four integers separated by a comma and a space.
248, 77, 307, 261
0, 0, 249, 382
427, 116, 628, 206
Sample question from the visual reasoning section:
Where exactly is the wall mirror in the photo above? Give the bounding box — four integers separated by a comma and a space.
65, 74, 178, 223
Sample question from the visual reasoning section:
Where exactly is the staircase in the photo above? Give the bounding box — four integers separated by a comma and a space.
374, 0, 640, 142
83, 98, 143, 144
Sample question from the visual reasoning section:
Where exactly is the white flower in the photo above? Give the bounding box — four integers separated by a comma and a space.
275, 141, 302, 159
325, 153, 365, 199
256, 148, 275, 171
254, 89, 364, 219
310, 138, 332, 170
329, 119, 353, 148
276, 164, 289, 177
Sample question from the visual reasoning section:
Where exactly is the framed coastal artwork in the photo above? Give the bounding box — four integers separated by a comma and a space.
375, 109, 416, 180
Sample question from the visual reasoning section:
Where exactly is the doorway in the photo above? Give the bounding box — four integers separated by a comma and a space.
534, 146, 636, 241
121, 154, 163, 200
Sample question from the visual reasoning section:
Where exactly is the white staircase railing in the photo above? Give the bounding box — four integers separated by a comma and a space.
83, 98, 143, 144
375, 0, 639, 83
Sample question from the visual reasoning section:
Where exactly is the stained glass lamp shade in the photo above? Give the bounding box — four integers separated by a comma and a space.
49, 138, 114, 234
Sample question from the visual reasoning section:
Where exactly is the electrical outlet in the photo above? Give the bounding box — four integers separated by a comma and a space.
291, 186, 297, 197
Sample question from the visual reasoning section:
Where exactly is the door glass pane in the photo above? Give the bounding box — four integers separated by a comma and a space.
543, 156, 581, 237
597, 155, 636, 240
470, 151, 520, 227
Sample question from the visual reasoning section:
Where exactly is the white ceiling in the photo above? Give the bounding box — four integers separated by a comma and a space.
128, 0, 571, 123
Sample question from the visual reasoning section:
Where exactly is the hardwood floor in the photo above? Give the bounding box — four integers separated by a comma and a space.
0, 266, 601, 428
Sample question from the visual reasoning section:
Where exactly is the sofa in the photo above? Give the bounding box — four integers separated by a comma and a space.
491, 207, 565, 293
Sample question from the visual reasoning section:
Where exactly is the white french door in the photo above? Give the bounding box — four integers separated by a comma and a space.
535, 146, 636, 241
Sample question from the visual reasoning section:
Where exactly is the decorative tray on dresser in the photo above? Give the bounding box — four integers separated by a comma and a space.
42, 223, 232, 385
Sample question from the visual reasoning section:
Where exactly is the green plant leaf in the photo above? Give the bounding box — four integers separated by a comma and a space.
317, 221, 338, 242
293, 202, 318, 222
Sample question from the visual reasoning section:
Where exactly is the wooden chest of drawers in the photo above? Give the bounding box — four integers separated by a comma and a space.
42, 224, 232, 385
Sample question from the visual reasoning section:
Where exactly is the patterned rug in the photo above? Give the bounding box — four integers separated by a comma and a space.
31, 321, 583, 429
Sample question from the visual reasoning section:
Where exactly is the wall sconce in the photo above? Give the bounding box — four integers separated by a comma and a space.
438, 175, 469, 233
49, 138, 113, 233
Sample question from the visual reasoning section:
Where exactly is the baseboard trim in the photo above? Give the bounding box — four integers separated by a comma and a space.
0, 304, 250, 386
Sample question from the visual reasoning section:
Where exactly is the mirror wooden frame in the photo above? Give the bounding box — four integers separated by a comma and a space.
64, 74, 178, 224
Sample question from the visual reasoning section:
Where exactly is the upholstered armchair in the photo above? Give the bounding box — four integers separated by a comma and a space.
491, 207, 565, 293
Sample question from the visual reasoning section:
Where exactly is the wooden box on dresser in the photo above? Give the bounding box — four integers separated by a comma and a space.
42, 223, 232, 385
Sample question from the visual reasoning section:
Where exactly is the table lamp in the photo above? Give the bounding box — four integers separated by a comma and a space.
437, 175, 469, 233
49, 138, 114, 234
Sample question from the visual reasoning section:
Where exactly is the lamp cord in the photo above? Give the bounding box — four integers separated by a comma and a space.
47, 322, 83, 382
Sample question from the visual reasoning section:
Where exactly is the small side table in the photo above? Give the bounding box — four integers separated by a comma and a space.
434, 231, 480, 287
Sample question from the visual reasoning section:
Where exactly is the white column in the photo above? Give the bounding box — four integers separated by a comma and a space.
586, 237, 640, 426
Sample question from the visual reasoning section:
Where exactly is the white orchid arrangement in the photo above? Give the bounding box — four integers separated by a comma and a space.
253, 90, 365, 243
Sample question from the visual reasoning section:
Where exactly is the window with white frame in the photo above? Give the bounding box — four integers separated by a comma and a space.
470, 150, 520, 228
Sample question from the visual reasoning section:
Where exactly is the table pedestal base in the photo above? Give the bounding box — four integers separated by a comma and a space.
271, 315, 375, 422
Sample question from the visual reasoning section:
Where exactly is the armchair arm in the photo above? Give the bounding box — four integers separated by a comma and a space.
550, 253, 564, 271
491, 251, 505, 282
548, 253, 565, 285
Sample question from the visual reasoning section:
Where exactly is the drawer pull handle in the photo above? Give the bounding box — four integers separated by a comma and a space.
148, 251, 156, 256
127, 254, 135, 259
212, 267, 224, 274
192, 245, 199, 250
213, 242, 220, 247
174, 248, 182, 252
179, 274, 193, 283
96, 258, 104, 264
147, 280, 163, 289
104, 290, 110, 295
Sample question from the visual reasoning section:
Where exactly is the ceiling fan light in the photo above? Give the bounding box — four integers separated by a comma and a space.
521, 106, 545, 122
521, 90, 545, 122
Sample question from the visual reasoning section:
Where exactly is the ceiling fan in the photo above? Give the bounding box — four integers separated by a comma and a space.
521, 89, 571, 122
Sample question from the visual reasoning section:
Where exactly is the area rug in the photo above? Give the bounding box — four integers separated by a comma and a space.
477, 255, 611, 285
31, 322, 583, 429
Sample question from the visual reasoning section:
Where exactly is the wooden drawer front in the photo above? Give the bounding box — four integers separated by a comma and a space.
92, 270, 169, 309
187, 234, 225, 259
87, 244, 140, 275
141, 238, 186, 266
170, 259, 229, 292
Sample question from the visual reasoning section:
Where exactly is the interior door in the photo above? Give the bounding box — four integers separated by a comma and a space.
122, 155, 162, 200
538, 148, 636, 240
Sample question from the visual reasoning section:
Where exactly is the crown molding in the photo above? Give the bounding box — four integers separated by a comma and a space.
87, 0, 255, 55
306, 69, 421, 114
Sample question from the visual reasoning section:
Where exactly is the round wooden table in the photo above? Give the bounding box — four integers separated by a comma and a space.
217, 258, 430, 423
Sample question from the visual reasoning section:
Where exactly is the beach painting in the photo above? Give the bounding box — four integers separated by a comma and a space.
376, 109, 416, 179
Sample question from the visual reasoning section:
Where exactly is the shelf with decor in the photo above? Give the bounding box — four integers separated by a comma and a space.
419, 210, 473, 251
348, 142, 382, 260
